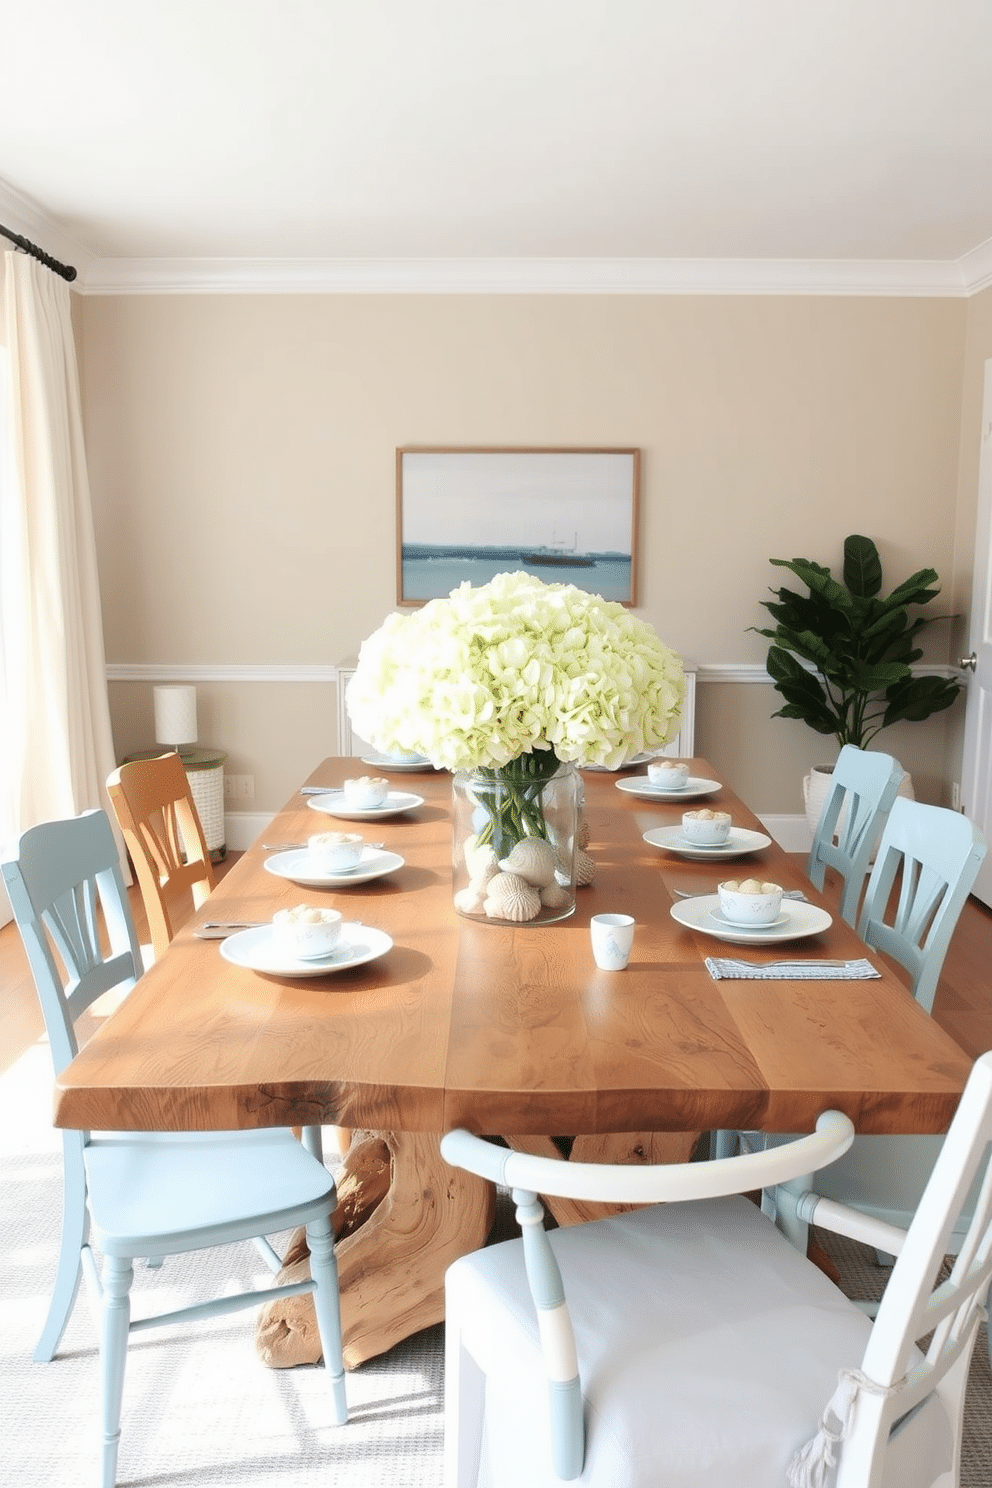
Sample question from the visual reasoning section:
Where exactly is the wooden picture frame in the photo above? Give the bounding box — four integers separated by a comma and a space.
396, 447, 640, 606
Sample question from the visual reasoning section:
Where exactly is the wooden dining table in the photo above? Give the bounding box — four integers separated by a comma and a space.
54, 756, 972, 1366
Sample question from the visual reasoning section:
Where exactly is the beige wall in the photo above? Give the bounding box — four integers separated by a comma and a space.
78, 291, 973, 815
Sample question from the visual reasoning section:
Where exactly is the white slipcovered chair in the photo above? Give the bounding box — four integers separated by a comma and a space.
441, 1052, 992, 1487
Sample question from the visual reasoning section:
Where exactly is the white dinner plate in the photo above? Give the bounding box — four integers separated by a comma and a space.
220, 921, 393, 977
643, 825, 772, 860
360, 754, 435, 772
582, 752, 655, 773
307, 790, 425, 820
669, 894, 832, 945
615, 775, 721, 802
263, 847, 405, 887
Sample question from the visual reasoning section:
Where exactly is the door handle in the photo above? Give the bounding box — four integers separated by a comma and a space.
959, 652, 978, 672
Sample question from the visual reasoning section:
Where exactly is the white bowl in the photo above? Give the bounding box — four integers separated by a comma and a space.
717, 879, 783, 926
343, 775, 389, 809
272, 906, 343, 958
648, 760, 690, 789
379, 749, 428, 764
681, 809, 732, 845
307, 831, 364, 873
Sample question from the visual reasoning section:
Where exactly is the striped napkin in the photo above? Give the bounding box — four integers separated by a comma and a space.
705, 957, 881, 981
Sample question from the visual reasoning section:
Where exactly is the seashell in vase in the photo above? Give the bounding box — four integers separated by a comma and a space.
483, 871, 542, 922
539, 881, 572, 910
463, 836, 500, 888
497, 836, 557, 888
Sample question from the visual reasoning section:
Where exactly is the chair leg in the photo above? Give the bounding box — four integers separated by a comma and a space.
443, 1297, 486, 1488
34, 1139, 88, 1362
306, 1213, 348, 1425
301, 1125, 325, 1162
710, 1129, 738, 1160
100, 1254, 133, 1488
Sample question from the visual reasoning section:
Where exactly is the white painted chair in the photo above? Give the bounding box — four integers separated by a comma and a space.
441, 1051, 992, 1487
1, 810, 348, 1488
806, 744, 905, 926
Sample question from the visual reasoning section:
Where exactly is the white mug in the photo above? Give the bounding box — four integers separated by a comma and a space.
590, 913, 635, 971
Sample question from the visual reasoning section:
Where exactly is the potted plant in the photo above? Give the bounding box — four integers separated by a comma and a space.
753, 533, 962, 828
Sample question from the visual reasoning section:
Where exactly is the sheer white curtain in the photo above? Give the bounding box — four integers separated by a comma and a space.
0, 251, 119, 925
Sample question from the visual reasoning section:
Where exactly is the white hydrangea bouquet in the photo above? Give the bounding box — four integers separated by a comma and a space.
346, 571, 685, 922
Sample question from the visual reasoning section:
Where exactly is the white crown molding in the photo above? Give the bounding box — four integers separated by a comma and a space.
957, 236, 992, 296
4, 177, 990, 298
78, 253, 976, 298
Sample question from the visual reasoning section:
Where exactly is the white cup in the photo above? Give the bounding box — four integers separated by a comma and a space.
716, 879, 784, 927
681, 809, 732, 846
343, 775, 389, 809
272, 906, 343, 959
308, 831, 364, 873
590, 913, 635, 971
647, 760, 690, 790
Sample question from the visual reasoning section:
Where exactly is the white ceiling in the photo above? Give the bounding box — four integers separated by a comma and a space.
2, 0, 992, 294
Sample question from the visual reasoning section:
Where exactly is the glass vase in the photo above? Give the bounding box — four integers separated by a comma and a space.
451, 758, 579, 924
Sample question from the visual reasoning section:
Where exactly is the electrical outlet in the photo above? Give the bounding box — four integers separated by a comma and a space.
224, 774, 254, 801
952, 781, 961, 812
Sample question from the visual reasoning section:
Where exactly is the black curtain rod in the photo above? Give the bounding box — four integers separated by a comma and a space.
0, 223, 77, 282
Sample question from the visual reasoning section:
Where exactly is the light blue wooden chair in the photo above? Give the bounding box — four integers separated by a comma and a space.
711, 745, 905, 1164
855, 795, 986, 1016
806, 744, 905, 926
752, 799, 989, 1349
1, 810, 348, 1488
441, 1054, 992, 1488
789, 799, 987, 1239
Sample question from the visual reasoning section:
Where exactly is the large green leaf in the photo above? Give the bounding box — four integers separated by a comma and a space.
884, 567, 941, 610
882, 674, 962, 726
765, 649, 843, 736
842, 534, 882, 599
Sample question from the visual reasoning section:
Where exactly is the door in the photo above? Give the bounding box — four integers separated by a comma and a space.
959, 360, 992, 909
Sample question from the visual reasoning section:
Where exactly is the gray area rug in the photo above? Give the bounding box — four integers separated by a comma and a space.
2, 1042, 989, 1485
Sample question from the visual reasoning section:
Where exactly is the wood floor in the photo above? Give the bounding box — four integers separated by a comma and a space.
1, 852, 989, 1080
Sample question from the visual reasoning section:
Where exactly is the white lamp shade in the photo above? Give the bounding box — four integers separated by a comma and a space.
154, 686, 198, 748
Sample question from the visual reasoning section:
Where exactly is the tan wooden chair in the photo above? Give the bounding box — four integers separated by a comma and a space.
106, 752, 216, 962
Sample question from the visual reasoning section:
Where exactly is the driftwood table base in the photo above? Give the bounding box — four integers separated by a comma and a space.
258, 1127, 691, 1369
257, 1129, 494, 1369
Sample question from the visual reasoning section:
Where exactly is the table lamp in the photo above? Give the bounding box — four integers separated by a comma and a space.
153, 685, 198, 758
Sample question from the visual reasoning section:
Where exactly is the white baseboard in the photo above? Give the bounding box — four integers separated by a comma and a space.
757, 814, 813, 855
222, 811, 275, 852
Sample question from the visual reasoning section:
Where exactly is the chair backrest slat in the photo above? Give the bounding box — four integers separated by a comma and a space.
806, 745, 905, 926
106, 753, 215, 960
856, 797, 986, 1014
1, 810, 144, 1077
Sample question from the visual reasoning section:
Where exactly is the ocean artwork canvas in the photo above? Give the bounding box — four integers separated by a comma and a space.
396, 448, 639, 605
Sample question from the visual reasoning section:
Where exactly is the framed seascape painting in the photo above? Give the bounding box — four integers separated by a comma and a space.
396, 447, 640, 606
